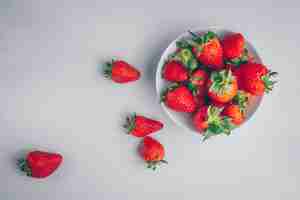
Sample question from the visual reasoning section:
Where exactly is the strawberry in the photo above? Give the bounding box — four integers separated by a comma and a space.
237, 63, 278, 95
170, 47, 198, 72
193, 86, 207, 108
222, 33, 251, 66
124, 113, 163, 137
162, 60, 188, 82
190, 69, 209, 87
222, 90, 249, 125
207, 69, 238, 103
162, 84, 196, 113
232, 90, 250, 113
104, 59, 140, 83
222, 33, 245, 60
222, 104, 244, 125
193, 106, 235, 141
139, 136, 167, 170
18, 151, 63, 178
187, 69, 209, 95
189, 31, 224, 69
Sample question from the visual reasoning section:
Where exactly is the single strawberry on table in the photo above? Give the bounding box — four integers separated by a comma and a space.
207, 69, 238, 103
236, 62, 278, 96
139, 136, 167, 170
104, 59, 140, 83
162, 60, 188, 82
18, 150, 63, 178
124, 113, 164, 137
188, 31, 224, 69
193, 105, 235, 141
161, 84, 197, 113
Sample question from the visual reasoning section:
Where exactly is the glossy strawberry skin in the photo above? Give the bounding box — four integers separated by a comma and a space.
222, 33, 245, 60
128, 115, 163, 137
207, 78, 238, 103
164, 86, 196, 113
193, 106, 209, 133
162, 61, 188, 82
192, 38, 224, 69
105, 60, 140, 83
222, 104, 244, 125
139, 137, 165, 162
190, 69, 209, 87
26, 151, 63, 178
237, 63, 269, 96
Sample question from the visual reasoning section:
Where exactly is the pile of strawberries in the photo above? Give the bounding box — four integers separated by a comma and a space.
161, 31, 277, 140
17, 31, 278, 178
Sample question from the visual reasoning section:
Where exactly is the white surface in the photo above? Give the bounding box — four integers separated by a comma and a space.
0, 0, 299, 199
156, 27, 263, 133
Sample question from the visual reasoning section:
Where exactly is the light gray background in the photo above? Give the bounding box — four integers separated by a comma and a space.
0, 0, 298, 199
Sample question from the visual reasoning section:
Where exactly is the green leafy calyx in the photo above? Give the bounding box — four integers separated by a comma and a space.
147, 160, 168, 171
170, 48, 198, 72
232, 91, 249, 113
209, 70, 235, 95
18, 158, 32, 177
103, 59, 115, 78
261, 71, 278, 93
123, 113, 136, 133
202, 106, 235, 141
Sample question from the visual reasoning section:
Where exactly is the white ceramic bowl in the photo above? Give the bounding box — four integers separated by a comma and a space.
156, 27, 263, 133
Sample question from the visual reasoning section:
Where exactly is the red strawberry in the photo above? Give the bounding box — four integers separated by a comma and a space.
189, 31, 224, 69
222, 104, 244, 125
104, 60, 140, 83
139, 136, 167, 170
162, 61, 188, 82
124, 113, 163, 137
162, 84, 196, 113
193, 106, 234, 141
190, 69, 209, 87
193, 86, 207, 108
207, 69, 238, 103
187, 69, 209, 96
222, 33, 245, 60
237, 63, 277, 95
18, 151, 63, 178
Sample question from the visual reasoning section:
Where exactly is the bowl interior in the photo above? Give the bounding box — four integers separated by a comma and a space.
156, 27, 263, 133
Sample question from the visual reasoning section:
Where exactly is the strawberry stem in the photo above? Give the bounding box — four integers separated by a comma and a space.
124, 113, 136, 134
146, 160, 168, 170
103, 59, 115, 79
18, 158, 32, 176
